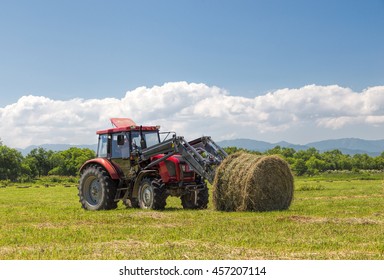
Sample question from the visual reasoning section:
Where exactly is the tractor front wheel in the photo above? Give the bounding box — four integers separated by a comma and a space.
181, 185, 209, 209
138, 178, 167, 210
78, 165, 117, 210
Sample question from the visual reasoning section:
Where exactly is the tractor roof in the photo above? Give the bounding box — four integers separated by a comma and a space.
96, 118, 159, 134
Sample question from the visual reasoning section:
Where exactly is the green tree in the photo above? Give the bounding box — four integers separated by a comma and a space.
291, 158, 307, 176
0, 145, 23, 181
305, 155, 326, 175
292, 148, 321, 175
266, 145, 283, 155
25, 147, 54, 177
22, 156, 39, 178
294, 148, 320, 162
266, 146, 296, 165
352, 153, 374, 170
223, 146, 245, 155
280, 147, 296, 159
49, 147, 95, 176
322, 149, 343, 170
373, 156, 384, 170
338, 154, 353, 171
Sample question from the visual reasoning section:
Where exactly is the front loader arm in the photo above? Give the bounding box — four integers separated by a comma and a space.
140, 136, 227, 184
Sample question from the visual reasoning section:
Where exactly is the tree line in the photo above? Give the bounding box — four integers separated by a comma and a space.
0, 139, 95, 181
224, 146, 384, 176
1, 138, 384, 181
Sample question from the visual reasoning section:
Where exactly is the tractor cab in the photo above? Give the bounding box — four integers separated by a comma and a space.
95, 118, 160, 160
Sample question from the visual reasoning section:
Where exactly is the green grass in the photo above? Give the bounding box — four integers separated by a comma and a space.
0, 174, 383, 260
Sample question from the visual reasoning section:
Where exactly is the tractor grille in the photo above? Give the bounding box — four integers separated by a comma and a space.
165, 161, 176, 177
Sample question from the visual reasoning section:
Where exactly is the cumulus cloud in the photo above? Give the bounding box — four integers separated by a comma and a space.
1, 82, 384, 148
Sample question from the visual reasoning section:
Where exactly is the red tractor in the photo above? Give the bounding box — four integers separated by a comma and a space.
78, 118, 227, 210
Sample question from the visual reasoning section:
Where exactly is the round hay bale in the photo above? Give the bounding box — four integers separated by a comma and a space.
213, 152, 294, 212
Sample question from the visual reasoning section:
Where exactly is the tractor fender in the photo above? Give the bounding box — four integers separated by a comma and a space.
79, 158, 120, 180
132, 170, 158, 198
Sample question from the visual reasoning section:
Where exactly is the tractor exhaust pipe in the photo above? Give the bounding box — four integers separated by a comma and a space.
139, 125, 147, 149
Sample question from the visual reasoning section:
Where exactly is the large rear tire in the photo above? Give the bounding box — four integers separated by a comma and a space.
138, 178, 167, 210
78, 165, 117, 210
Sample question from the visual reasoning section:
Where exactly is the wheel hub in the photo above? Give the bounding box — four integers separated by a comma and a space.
88, 179, 101, 204
143, 188, 152, 206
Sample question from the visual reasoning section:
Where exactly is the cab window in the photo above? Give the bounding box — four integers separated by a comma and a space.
111, 133, 130, 158
131, 131, 160, 149
97, 134, 108, 157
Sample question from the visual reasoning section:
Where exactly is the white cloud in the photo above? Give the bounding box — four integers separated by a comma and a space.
1, 82, 384, 148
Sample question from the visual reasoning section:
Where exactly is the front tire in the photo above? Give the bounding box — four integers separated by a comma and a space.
78, 165, 117, 210
138, 178, 167, 210
181, 185, 209, 209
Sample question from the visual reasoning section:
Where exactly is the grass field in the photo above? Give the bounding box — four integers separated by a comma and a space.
0, 173, 383, 260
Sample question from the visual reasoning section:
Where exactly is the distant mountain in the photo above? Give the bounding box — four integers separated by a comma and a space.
216, 139, 309, 152
216, 139, 275, 151
18, 144, 97, 156
274, 141, 309, 152
217, 138, 384, 156
306, 138, 384, 155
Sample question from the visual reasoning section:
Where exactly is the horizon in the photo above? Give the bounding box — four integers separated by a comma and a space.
12, 135, 384, 149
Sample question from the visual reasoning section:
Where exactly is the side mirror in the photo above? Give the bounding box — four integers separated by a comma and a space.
117, 135, 125, 146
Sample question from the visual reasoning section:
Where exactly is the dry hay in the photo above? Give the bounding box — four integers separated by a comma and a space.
213, 152, 294, 212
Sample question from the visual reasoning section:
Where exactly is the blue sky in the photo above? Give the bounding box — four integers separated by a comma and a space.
1, 0, 384, 147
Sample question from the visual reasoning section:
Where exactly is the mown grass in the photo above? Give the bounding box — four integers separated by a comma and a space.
0, 173, 383, 260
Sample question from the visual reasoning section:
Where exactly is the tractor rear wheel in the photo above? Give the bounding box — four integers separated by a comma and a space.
138, 178, 167, 210
78, 165, 117, 210
181, 185, 209, 209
